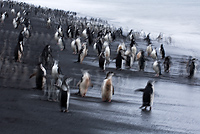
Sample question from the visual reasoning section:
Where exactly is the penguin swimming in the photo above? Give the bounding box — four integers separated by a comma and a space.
76, 71, 93, 97
101, 72, 114, 102
164, 56, 171, 73
14, 41, 23, 62
153, 60, 161, 76
135, 80, 155, 111
159, 44, 165, 59
30, 63, 46, 90
55, 77, 73, 113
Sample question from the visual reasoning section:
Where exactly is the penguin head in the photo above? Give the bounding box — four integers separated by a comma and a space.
147, 80, 154, 87
106, 71, 114, 79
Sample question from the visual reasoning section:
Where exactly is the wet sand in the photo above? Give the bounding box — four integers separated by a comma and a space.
0, 1, 200, 134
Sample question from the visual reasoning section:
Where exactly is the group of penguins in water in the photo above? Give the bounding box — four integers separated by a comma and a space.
1, 1, 197, 113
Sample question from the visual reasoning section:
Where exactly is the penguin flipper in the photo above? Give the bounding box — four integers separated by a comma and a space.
112, 85, 114, 95
135, 88, 145, 92
29, 72, 36, 79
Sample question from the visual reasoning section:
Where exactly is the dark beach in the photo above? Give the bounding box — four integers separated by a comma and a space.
0, 1, 200, 134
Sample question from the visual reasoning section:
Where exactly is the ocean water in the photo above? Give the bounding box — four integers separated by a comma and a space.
17, 0, 200, 54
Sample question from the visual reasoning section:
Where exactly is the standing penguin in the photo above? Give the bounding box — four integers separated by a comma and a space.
138, 50, 145, 71
135, 80, 155, 111
55, 77, 73, 113
30, 63, 46, 90
151, 47, 157, 60
188, 58, 196, 78
159, 44, 165, 59
77, 43, 88, 63
115, 46, 125, 70
99, 52, 106, 71
76, 71, 93, 97
146, 44, 152, 57
71, 37, 81, 54
164, 56, 171, 73
101, 72, 114, 102
50, 60, 62, 101
14, 41, 23, 62
153, 60, 161, 76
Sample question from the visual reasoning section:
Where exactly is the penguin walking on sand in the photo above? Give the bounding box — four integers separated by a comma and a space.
153, 60, 161, 76
101, 72, 114, 102
135, 80, 155, 111
55, 77, 73, 113
164, 56, 171, 73
76, 71, 93, 97
14, 41, 23, 62
159, 44, 165, 59
30, 63, 46, 90
99, 52, 106, 71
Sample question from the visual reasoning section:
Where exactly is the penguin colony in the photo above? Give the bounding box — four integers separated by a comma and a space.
0, 1, 197, 112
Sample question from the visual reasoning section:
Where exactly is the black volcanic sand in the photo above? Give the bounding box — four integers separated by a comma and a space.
0, 1, 200, 134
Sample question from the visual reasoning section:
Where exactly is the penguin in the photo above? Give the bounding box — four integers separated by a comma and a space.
150, 47, 157, 60
153, 60, 161, 76
76, 71, 93, 97
1, 12, 8, 23
50, 60, 62, 101
40, 45, 53, 67
57, 37, 65, 51
156, 32, 163, 41
163, 56, 171, 73
11, 8, 15, 15
46, 17, 51, 28
101, 72, 114, 102
131, 44, 137, 61
159, 44, 165, 59
71, 37, 81, 54
104, 45, 110, 64
99, 52, 106, 71
115, 46, 125, 70
93, 38, 103, 56
138, 50, 145, 71
135, 80, 154, 111
77, 43, 88, 63
124, 48, 132, 68
55, 77, 73, 113
188, 58, 196, 78
144, 33, 151, 44
146, 44, 153, 57
14, 41, 23, 62
30, 63, 46, 90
